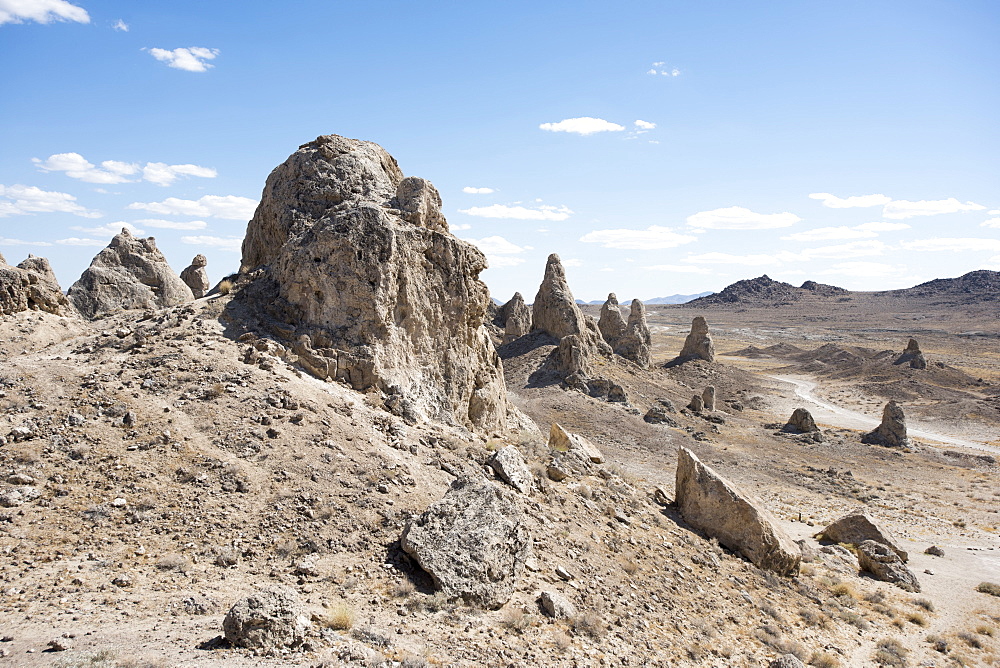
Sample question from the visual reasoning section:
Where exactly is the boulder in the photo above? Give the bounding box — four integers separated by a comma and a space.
180, 254, 210, 298
68, 230, 193, 318
0, 254, 71, 316
615, 299, 652, 368
488, 446, 534, 494
531, 254, 591, 341
400, 478, 531, 609
548, 423, 604, 464
501, 292, 531, 344
857, 540, 920, 592
687, 395, 705, 412
674, 447, 800, 575
233, 135, 507, 432
644, 404, 679, 426
784, 408, 818, 433
539, 590, 576, 619
894, 338, 927, 369
677, 316, 715, 362
862, 401, 912, 449
597, 293, 627, 345
769, 656, 807, 668
818, 511, 907, 561
222, 585, 309, 651
702, 386, 716, 411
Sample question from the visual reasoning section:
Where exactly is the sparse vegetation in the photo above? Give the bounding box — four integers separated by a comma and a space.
571, 611, 604, 638
874, 638, 909, 666
809, 650, 841, 668
324, 602, 356, 630
957, 631, 983, 649
976, 582, 1000, 597
155, 553, 191, 572
217, 279, 234, 295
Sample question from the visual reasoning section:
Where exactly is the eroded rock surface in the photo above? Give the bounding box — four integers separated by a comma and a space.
785, 408, 818, 433
615, 299, 651, 367
180, 254, 210, 298
862, 401, 912, 449
702, 386, 716, 411
501, 292, 531, 344
233, 135, 508, 432
488, 446, 533, 494
68, 230, 193, 319
598, 293, 627, 345
895, 338, 927, 369
857, 540, 920, 591
675, 447, 800, 575
532, 254, 591, 341
677, 316, 715, 363
819, 511, 907, 561
400, 477, 531, 609
222, 585, 309, 651
0, 254, 71, 316
548, 422, 604, 464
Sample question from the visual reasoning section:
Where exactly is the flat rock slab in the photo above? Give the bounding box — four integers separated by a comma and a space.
675, 447, 800, 575
401, 477, 531, 609
818, 510, 908, 562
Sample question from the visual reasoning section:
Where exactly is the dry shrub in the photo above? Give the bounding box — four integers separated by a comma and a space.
830, 582, 858, 600
976, 582, 1000, 597
622, 558, 639, 576
551, 629, 571, 651
213, 547, 239, 567
155, 553, 191, 572
913, 597, 935, 612
392, 579, 416, 599
809, 651, 841, 668
217, 279, 233, 295
976, 625, 994, 637
500, 606, 533, 632
571, 611, 604, 638
906, 611, 928, 627
325, 602, 356, 630
873, 638, 908, 667
957, 631, 983, 649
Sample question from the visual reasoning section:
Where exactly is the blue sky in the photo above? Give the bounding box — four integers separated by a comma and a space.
1, 0, 998, 302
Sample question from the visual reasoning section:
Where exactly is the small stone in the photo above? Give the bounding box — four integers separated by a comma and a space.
46, 638, 71, 652
924, 545, 944, 557
555, 566, 573, 581
539, 590, 576, 619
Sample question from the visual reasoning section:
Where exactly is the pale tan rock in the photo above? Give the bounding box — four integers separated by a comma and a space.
678, 316, 715, 362
896, 338, 927, 369
818, 510, 908, 561
702, 386, 716, 411
675, 447, 800, 575
862, 401, 911, 449
857, 540, 920, 591
180, 254, 210, 298
532, 254, 591, 341
0, 254, 71, 316
501, 292, 531, 344
234, 135, 508, 432
223, 585, 309, 650
785, 408, 818, 433
548, 423, 604, 464
68, 230, 193, 319
615, 299, 651, 367
598, 293, 626, 345
489, 446, 534, 494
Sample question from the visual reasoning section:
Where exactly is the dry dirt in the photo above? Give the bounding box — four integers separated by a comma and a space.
0, 290, 998, 667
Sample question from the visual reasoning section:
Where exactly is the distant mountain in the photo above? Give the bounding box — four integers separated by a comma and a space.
891, 270, 1000, 303
644, 292, 714, 304
686, 275, 847, 307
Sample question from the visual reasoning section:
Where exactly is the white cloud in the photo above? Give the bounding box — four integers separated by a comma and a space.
800, 240, 887, 259
450, 223, 471, 231
0, 183, 100, 218
70, 222, 144, 237
55, 237, 106, 246
34, 152, 216, 186
682, 251, 799, 266
634, 120, 656, 130
0, 236, 51, 247
146, 47, 220, 73
464, 236, 525, 255
686, 206, 801, 230
486, 256, 526, 268
899, 237, 1000, 252
643, 264, 712, 274
817, 262, 905, 278
112, 18, 127, 31
647, 63, 680, 77
0, 0, 89, 25
135, 218, 208, 231
462, 187, 494, 194
781, 226, 876, 242
128, 195, 258, 220
579, 225, 697, 250
990, 210, 1000, 216
883, 198, 985, 219
981, 218, 1000, 229
562, 258, 583, 268
808, 193, 891, 208
539, 117, 625, 136
458, 203, 572, 221
854, 222, 910, 232
181, 235, 243, 252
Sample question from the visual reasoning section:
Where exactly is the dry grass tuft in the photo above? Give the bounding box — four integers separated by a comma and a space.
976, 582, 1000, 597
873, 638, 908, 666
324, 602, 356, 630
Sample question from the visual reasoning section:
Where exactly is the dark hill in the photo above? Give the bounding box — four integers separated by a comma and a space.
892, 270, 1000, 303
687, 275, 845, 307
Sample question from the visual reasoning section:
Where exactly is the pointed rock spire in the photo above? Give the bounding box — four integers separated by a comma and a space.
531, 254, 589, 340
598, 293, 626, 345
678, 316, 715, 362
502, 292, 531, 344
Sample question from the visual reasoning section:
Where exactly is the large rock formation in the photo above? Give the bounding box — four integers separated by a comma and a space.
818, 511, 907, 561
233, 135, 508, 432
222, 585, 309, 651
615, 299, 652, 367
68, 230, 193, 319
501, 292, 531, 344
400, 477, 531, 609
675, 447, 800, 575
676, 316, 715, 363
784, 408, 818, 434
180, 254, 210, 298
597, 293, 627, 344
856, 540, 920, 592
862, 401, 912, 449
532, 254, 591, 341
0, 254, 71, 316
702, 386, 716, 411
894, 338, 927, 369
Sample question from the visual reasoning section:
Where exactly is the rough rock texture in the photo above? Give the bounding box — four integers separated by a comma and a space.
856, 540, 920, 592
769, 655, 807, 668
597, 293, 627, 345
675, 447, 800, 575
785, 408, 818, 433
644, 404, 679, 427
862, 401, 911, 449
68, 230, 193, 319
180, 254, 210, 298
677, 316, 715, 362
0, 254, 71, 316
222, 585, 309, 651
687, 395, 705, 412
532, 254, 591, 341
488, 446, 533, 494
615, 299, 652, 368
895, 338, 927, 369
234, 135, 508, 432
400, 477, 531, 609
702, 386, 716, 411
818, 511, 908, 561
501, 292, 531, 345
548, 423, 604, 464
539, 591, 576, 619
